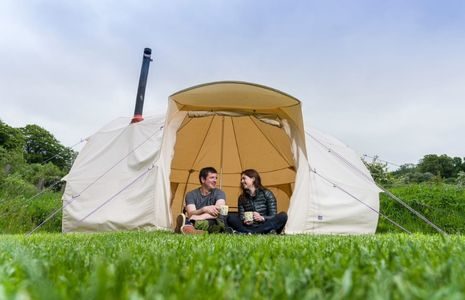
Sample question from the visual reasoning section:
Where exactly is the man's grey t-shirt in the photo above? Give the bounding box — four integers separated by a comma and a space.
185, 188, 226, 209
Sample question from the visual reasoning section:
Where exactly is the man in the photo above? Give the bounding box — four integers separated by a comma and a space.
175, 167, 227, 234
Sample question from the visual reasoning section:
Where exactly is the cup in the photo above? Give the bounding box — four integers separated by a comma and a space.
244, 211, 254, 223
219, 205, 229, 216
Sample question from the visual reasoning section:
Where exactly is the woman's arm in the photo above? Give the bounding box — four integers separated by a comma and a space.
263, 189, 277, 220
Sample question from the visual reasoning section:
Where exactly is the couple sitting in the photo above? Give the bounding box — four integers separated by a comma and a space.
175, 167, 287, 234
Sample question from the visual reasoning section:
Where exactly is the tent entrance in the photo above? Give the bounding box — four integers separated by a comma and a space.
169, 113, 296, 223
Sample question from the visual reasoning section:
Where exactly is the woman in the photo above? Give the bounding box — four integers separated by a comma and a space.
228, 169, 288, 234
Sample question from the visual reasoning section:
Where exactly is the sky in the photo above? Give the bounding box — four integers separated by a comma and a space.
1, 0, 464, 168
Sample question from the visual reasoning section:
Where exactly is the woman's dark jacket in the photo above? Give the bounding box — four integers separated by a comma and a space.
238, 188, 277, 222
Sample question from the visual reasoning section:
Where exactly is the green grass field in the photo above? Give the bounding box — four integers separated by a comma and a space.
1, 184, 465, 299
1, 232, 464, 299
378, 184, 465, 234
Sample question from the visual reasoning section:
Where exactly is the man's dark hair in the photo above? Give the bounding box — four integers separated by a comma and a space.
199, 167, 218, 183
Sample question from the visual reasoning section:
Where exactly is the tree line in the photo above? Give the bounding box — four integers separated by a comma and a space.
364, 154, 465, 186
0, 119, 76, 195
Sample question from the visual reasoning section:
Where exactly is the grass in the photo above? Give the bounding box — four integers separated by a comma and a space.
378, 184, 465, 234
0, 191, 61, 234
1, 184, 465, 298
0, 232, 464, 299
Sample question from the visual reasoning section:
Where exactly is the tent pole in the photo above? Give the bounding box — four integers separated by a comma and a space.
219, 116, 225, 189
180, 169, 194, 213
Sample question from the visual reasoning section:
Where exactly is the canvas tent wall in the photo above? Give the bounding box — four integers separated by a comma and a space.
62, 81, 380, 234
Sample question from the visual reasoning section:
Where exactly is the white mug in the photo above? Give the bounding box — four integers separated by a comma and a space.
220, 205, 229, 216
244, 211, 253, 222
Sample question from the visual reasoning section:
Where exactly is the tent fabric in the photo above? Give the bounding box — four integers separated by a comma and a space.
285, 127, 381, 234
62, 81, 380, 234
62, 115, 169, 231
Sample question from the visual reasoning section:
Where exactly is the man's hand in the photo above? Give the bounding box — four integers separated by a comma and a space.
253, 211, 265, 222
202, 205, 219, 217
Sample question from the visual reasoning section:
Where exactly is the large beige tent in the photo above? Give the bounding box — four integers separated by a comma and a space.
62, 81, 381, 234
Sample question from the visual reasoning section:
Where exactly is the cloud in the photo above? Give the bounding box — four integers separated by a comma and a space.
1, 1, 464, 165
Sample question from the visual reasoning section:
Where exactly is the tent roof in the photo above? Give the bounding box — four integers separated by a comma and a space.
169, 81, 301, 112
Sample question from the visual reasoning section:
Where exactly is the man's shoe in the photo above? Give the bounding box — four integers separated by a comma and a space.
175, 213, 186, 233
181, 225, 206, 235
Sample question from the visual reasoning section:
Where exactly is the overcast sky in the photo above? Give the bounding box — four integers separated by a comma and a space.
1, 0, 464, 168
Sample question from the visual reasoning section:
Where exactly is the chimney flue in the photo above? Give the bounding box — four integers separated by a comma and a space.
131, 48, 152, 123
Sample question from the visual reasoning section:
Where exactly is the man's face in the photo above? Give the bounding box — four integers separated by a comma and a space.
201, 172, 217, 190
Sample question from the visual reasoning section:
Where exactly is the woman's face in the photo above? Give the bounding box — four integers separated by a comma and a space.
241, 174, 255, 190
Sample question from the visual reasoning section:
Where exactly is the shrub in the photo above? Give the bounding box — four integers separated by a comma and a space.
377, 183, 465, 234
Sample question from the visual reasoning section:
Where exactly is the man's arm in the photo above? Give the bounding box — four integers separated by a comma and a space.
186, 200, 224, 220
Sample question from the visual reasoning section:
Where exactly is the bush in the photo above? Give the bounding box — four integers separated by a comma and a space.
0, 175, 37, 199
17, 162, 65, 191
377, 183, 465, 234
457, 171, 465, 187
363, 159, 393, 185
0, 191, 62, 234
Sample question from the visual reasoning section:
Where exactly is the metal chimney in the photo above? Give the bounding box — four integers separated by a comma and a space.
131, 48, 152, 123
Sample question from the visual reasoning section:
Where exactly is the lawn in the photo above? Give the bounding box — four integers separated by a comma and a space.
0, 232, 464, 299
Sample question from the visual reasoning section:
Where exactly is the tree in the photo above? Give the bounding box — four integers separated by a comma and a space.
18, 162, 65, 191
417, 154, 457, 179
452, 157, 464, 175
0, 120, 26, 177
0, 120, 24, 151
391, 163, 417, 177
20, 125, 76, 172
363, 157, 393, 185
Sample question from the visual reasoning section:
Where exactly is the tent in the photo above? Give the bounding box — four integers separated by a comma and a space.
62, 81, 381, 234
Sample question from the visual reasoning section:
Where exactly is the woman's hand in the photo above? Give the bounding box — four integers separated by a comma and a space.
253, 212, 265, 222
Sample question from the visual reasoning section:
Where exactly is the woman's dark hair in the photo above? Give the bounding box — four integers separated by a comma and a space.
239, 169, 264, 203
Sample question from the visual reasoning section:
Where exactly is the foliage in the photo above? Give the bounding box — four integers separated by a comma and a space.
17, 162, 65, 191
403, 171, 435, 184
0, 191, 62, 234
0, 232, 464, 299
0, 120, 72, 199
0, 120, 25, 151
0, 146, 26, 178
457, 171, 465, 187
21, 124, 76, 172
377, 184, 465, 234
0, 120, 69, 235
366, 154, 465, 185
391, 163, 416, 177
362, 157, 393, 185
389, 163, 432, 184
417, 154, 461, 178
